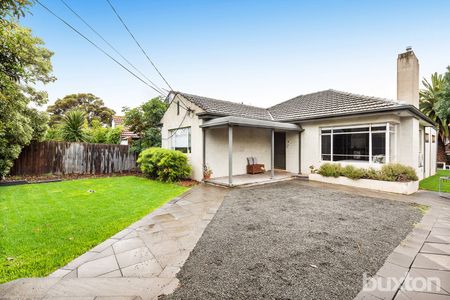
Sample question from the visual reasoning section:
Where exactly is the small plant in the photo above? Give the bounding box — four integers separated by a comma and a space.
318, 163, 342, 178
309, 165, 317, 174
341, 165, 365, 180
203, 164, 213, 180
137, 147, 192, 182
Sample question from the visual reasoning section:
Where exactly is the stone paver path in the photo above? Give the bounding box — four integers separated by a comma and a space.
0, 184, 228, 300
332, 186, 450, 300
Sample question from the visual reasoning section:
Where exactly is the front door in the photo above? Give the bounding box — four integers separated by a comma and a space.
274, 132, 286, 170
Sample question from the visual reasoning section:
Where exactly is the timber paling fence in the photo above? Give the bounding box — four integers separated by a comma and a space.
10, 141, 137, 176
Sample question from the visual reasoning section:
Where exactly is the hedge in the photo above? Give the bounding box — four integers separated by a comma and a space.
317, 163, 418, 182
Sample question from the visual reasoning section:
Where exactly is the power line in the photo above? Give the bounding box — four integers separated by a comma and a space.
58, 0, 165, 96
105, 0, 174, 91
162, 109, 190, 140
35, 0, 163, 95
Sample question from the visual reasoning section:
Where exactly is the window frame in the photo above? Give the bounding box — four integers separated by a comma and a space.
169, 126, 191, 154
319, 123, 397, 165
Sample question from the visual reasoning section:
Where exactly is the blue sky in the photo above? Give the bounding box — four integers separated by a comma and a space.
23, 0, 450, 113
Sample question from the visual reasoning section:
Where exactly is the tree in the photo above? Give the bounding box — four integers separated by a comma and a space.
60, 110, 87, 142
47, 93, 115, 126
420, 69, 450, 162
0, 1, 55, 178
420, 72, 448, 142
123, 97, 168, 152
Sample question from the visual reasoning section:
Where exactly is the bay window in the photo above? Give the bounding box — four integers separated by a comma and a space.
320, 123, 396, 164
170, 127, 191, 153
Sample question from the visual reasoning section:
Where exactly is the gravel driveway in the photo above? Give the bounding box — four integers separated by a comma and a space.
164, 181, 422, 300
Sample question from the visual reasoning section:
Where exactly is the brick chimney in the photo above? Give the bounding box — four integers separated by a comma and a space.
397, 46, 419, 108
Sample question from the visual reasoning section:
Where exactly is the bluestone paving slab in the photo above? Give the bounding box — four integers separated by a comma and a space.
77, 255, 119, 278
0, 278, 61, 298
412, 253, 450, 271
427, 234, 450, 244
115, 247, 155, 269
421, 243, 450, 255
112, 238, 146, 255
405, 268, 450, 295
45, 278, 172, 299
395, 290, 450, 300
120, 260, 162, 278
431, 227, 450, 236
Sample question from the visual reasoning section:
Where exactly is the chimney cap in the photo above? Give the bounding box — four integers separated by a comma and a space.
406, 46, 412, 52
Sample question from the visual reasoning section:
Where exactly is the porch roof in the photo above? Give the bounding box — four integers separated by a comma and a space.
200, 116, 302, 131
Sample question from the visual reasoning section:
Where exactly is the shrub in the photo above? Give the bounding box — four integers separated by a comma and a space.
137, 147, 192, 182
316, 162, 418, 182
318, 163, 342, 178
341, 165, 365, 180
379, 163, 418, 182
363, 167, 380, 180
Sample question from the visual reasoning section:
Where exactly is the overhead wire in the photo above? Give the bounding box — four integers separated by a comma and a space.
105, 0, 174, 91
58, 0, 165, 96
35, 0, 164, 95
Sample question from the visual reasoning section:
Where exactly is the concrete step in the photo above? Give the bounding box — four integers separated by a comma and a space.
293, 174, 309, 180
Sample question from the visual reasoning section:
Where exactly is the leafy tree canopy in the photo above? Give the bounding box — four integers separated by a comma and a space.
0, 0, 55, 178
123, 97, 168, 152
47, 93, 115, 126
420, 67, 450, 144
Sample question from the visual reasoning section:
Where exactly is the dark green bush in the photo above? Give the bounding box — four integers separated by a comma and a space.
137, 147, 192, 182
379, 163, 418, 182
318, 163, 342, 178
340, 165, 365, 180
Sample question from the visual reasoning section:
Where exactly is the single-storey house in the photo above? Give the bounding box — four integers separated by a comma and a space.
160, 48, 437, 186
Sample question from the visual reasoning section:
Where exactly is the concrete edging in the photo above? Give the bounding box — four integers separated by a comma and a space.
309, 174, 418, 195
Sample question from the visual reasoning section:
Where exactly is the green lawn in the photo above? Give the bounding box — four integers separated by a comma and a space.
419, 169, 450, 192
0, 176, 188, 283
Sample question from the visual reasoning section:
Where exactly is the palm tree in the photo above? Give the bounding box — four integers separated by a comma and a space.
61, 110, 87, 142
420, 72, 448, 143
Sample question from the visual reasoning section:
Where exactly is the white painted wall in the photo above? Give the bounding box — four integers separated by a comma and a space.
205, 127, 271, 179
286, 132, 300, 174
160, 95, 205, 180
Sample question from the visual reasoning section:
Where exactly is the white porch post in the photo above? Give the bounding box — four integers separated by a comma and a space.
202, 128, 206, 176
271, 129, 275, 179
228, 125, 233, 186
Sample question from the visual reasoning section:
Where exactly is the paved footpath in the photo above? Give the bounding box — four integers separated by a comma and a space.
340, 186, 450, 300
0, 184, 228, 300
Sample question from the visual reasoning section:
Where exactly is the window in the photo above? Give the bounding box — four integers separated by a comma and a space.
432, 135, 436, 143
320, 123, 396, 164
177, 101, 180, 115
170, 127, 191, 153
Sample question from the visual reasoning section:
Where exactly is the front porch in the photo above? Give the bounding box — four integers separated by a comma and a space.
205, 170, 295, 187
200, 116, 303, 187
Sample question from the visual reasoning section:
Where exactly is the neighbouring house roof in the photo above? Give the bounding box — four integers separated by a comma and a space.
200, 116, 302, 131
112, 115, 139, 139
173, 90, 433, 125
112, 115, 124, 125
178, 92, 273, 121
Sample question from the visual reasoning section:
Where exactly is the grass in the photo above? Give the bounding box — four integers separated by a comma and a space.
0, 176, 188, 283
419, 169, 450, 192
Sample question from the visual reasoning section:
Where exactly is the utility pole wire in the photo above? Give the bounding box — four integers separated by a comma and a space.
59, 0, 165, 95
105, 0, 174, 91
35, 0, 163, 95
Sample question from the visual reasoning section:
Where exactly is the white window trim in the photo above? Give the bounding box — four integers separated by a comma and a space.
169, 126, 191, 154
319, 123, 397, 166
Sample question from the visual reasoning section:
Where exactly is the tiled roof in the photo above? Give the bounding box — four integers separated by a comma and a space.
121, 131, 139, 139
178, 92, 273, 120
176, 90, 409, 122
268, 89, 404, 121
113, 115, 124, 125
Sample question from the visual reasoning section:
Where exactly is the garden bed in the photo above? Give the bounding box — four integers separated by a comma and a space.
309, 173, 418, 194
